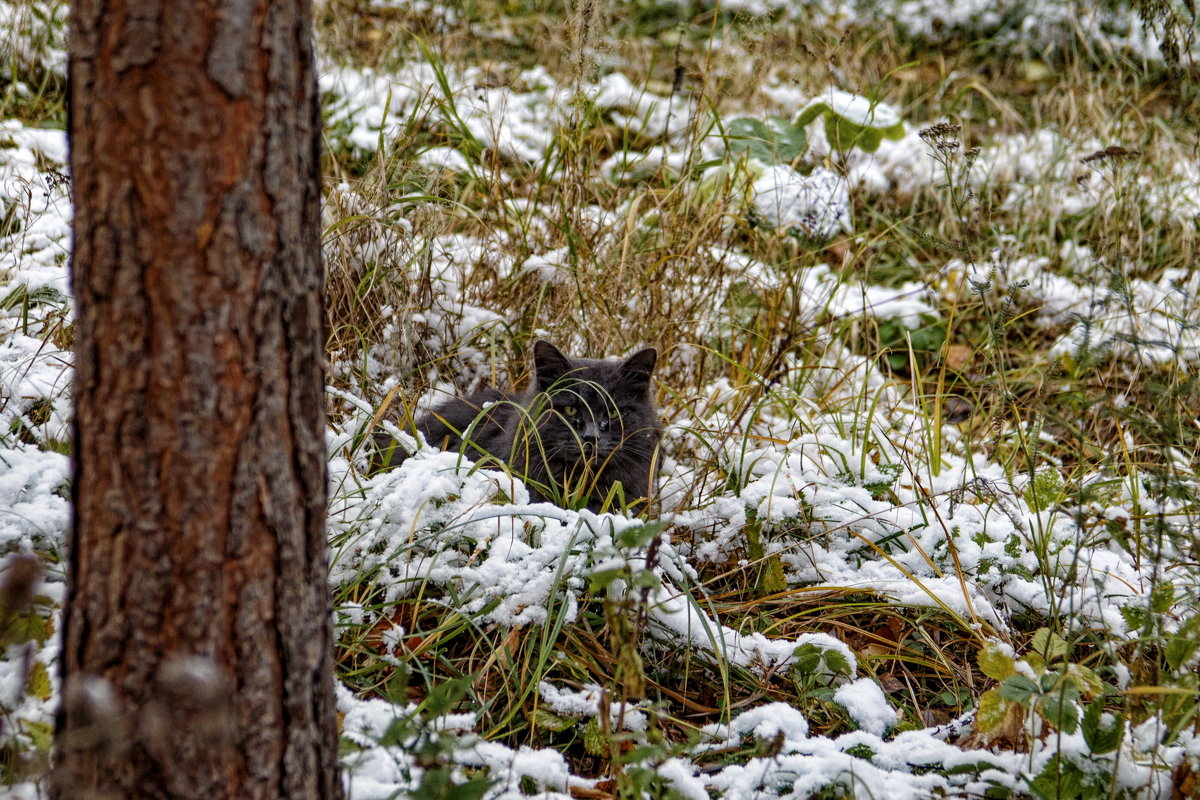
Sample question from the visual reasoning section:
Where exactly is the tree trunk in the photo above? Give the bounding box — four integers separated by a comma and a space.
57, 2, 342, 798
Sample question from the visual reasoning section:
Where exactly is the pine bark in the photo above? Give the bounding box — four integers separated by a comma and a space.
57, 1, 341, 798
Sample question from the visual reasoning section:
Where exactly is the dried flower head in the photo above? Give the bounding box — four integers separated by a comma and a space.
919, 121, 963, 155
1081, 145, 1142, 165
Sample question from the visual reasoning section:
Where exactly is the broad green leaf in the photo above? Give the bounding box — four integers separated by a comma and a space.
1121, 604, 1149, 633
1031, 754, 1085, 800
1040, 692, 1080, 734
725, 116, 807, 165
446, 778, 495, 800
792, 643, 823, 675
631, 570, 662, 590
20, 718, 53, 751
1065, 664, 1104, 698
764, 117, 809, 162
975, 688, 1010, 733
1031, 628, 1069, 664
793, 90, 906, 154
758, 553, 788, 595
823, 649, 851, 677
978, 642, 1018, 681
588, 568, 624, 592
533, 707, 576, 732
1081, 699, 1123, 754
1152, 582, 1175, 614
1165, 630, 1200, 672
998, 674, 1039, 705
825, 115, 887, 153
615, 520, 669, 550
25, 660, 51, 701
0, 609, 49, 647
745, 514, 787, 594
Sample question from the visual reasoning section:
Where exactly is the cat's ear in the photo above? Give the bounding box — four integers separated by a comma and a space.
533, 340, 572, 390
618, 347, 657, 390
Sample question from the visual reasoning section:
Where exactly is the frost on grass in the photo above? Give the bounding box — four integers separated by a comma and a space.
328, 427, 848, 669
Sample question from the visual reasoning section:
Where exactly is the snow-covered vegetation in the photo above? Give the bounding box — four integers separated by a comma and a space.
3, 0, 1200, 797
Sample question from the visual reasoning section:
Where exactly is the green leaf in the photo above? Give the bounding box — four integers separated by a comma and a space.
1040, 692, 1080, 734
588, 568, 624, 592
998, 674, 1039, 706
764, 118, 808, 161
823, 649, 851, 677
1152, 582, 1176, 614
725, 116, 807, 165
1030, 754, 1085, 800
25, 660, 51, 701
583, 717, 607, 757
620, 744, 666, 764
978, 642, 1018, 681
1165, 631, 1200, 672
1080, 699, 1123, 754
1065, 664, 1103, 698
877, 314, 946, 371
1031, 628, 1069, 664
793, 103, 825, 129
744, 515, 787, 595
422, 675, 472, 718
1120, 604, 1149, 633
791, 643, 823, 674
794, 93, 906, 154
533, 708, 576, 732
975, 689, 1010, 734
615, 521, 669, 550
0, 609, 50, 647
844, 743, 875, 759
446, 778, 495, 800
1024, 652, 1048, 675
825, 114, 887, 153
1024, 470, 1065, 513
945, 760, 1001, 776
19, 718, 53, 753
631, 570, 662, 590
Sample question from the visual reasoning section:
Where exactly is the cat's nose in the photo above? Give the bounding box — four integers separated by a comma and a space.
579, 420, 600, 442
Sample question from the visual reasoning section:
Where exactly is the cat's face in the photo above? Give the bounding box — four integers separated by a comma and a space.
526, 340, 660, 473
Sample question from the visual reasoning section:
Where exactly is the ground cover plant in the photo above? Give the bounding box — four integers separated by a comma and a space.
2, 0, 1200, 797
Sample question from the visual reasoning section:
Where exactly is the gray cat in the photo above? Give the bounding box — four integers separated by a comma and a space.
374, 341, 661, 512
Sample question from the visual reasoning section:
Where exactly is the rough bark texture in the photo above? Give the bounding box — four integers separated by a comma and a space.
58, 1, 342, 798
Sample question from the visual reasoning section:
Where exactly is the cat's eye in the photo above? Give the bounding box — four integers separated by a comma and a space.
562, 405, 578, 417
607, 408, 620, 419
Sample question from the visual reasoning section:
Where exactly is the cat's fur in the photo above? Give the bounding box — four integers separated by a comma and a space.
375, 341, 662, 512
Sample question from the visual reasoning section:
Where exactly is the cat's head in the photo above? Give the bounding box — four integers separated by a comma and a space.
526, 340, 660, 467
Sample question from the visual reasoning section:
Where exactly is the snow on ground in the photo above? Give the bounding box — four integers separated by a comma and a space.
3, 0, 1200, 797
666, 0, 1188, 66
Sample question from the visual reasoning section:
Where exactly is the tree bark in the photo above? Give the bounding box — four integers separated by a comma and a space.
58, 1, 342, 798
